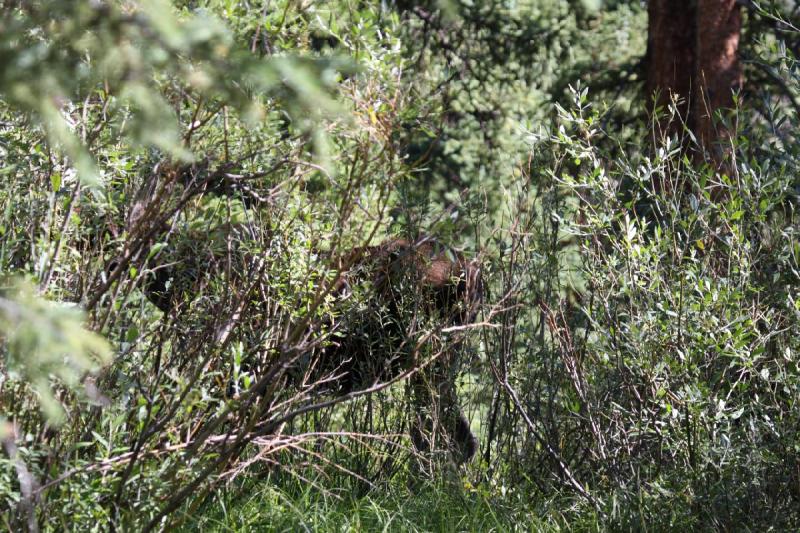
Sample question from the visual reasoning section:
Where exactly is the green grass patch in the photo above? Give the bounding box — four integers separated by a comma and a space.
177, 476, 554, 532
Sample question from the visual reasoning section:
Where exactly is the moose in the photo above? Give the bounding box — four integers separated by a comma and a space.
302, 236, 481, 464
109, 164, 482, 465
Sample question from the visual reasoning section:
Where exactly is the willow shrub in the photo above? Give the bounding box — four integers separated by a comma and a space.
0, 1, 422, 530
482, 82, 800, 529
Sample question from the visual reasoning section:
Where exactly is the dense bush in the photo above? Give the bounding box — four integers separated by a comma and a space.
479, 84, 799, 528
1, 0, 799, 531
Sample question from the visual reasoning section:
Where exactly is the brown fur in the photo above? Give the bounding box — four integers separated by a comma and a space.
136, 236, 481, 464
318, 238, 482, 463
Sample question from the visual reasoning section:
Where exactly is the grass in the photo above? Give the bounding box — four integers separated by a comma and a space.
175, 473, 558, 532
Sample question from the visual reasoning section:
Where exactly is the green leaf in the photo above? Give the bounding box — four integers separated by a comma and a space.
50, 172, 62, 192
0, 279, 112, 424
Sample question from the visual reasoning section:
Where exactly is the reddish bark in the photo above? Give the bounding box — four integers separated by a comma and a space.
693, 0, 743, 151
646, 0, 695, 130
646, 0, 743, 155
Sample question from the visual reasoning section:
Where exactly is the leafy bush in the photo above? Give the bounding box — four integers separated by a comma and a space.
2, 0, 800, 530
482, 82, 799, 528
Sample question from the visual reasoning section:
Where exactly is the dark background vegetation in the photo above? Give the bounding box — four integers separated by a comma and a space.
1, 0, 799, 530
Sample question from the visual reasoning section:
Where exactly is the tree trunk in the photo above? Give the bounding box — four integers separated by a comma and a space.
693, 0, 743, 152
646, 0, 695, 131
646, 0, 743, 157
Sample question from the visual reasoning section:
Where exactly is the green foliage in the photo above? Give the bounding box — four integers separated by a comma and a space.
483, 80, 800, 528
1, 0, 800, 530
0, 278, 110, 423
393, 0, 647, 218
179, 477, 546, 533
0, 0, 346, 184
